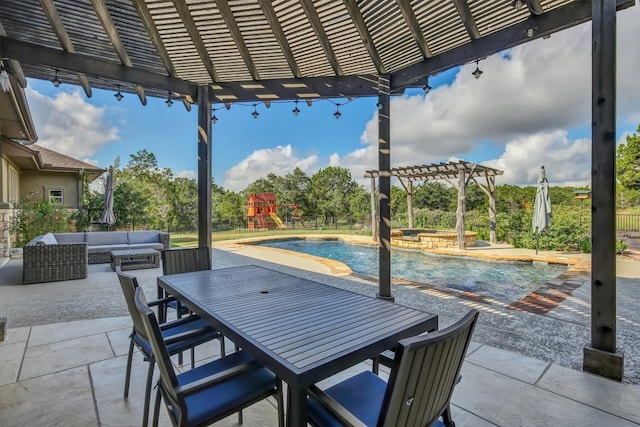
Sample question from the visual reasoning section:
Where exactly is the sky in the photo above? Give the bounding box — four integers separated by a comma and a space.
24, 6, 640, 193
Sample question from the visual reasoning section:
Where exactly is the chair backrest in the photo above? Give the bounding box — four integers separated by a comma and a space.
161, 247, 211, 275
134, 287, 183, 412
379, 309, 479, 427
117, 269, 150, 342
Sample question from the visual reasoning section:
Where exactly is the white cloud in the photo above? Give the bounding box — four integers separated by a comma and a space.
175, 170, 197, 180
332, 5, 640, 187
223, 145, 319, 191
26, 88, 119, 159
484, 130, 590, 186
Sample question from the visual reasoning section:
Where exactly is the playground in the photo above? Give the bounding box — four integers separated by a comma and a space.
245, 193, 299, 230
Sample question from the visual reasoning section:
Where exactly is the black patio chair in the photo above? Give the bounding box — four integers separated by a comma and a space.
307, 309, 479, 427
134, 286, 284, 427
158, 247, 212, 323
117, 269, 222, 427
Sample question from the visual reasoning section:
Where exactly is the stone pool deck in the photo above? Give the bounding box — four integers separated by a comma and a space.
1, 238, 640, 425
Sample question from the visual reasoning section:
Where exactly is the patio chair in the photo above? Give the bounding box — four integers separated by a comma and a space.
117, 269, 223, 427
307, 309, 479, 427
159, 247, 212, 323
134, 286, 284, 427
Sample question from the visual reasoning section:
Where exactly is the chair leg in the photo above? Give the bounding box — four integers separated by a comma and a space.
442, 404, 455, 427
124, 337, 135, 398
237, 409, 243, 425
219, 336, 226, 357
276, 380, 285, 427
143, 359, 155, 427
191, 347, 195, 368
372, 355, 380, 375
152, 384, 162, 427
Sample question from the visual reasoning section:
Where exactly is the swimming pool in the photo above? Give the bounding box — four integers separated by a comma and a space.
258, 239, 568, 303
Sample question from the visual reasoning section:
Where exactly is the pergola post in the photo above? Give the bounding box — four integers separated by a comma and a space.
407, 180, 414, 229
488, 176, 497, 245
583, 0, 623, 381
370, 177, 378, 241
377, 74, 393, 301
197, 86, 212, 250
456, 169, 466, 250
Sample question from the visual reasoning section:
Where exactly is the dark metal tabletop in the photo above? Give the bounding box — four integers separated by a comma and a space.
157, 264, 438, 426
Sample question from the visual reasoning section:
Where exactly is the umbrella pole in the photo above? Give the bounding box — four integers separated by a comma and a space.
536, 234, 539, 255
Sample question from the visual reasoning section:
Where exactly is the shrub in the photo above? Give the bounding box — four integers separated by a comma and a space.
11, 196, 72, 246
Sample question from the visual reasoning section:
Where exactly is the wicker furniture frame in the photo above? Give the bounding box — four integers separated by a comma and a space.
111, 249, 160, 271
23, 242, 88, 284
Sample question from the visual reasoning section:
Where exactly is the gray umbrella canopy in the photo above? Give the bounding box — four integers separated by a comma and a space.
98, 166, 115, 226
532, 166, 551, 253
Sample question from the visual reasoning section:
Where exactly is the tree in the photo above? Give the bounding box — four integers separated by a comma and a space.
617, 125, 640, 206
308, 166, 358, 224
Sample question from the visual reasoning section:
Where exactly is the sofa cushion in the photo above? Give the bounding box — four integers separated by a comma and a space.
128, 243, 165, 250
37, 233, 58, 245
128, 231, 160, 244
86, 231, 129, 246
87, 244, 131, 254
54, 233, 86, 244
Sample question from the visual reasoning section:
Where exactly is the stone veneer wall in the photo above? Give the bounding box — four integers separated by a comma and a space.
0, 208, 15, 258
390, 230, 477, 250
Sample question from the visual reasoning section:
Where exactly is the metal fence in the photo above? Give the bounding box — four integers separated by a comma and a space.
617, 214, 640, 231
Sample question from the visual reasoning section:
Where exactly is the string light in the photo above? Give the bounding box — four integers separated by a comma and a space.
334, 104, 342, 119
51, 68, 61, 87
292, 100, 300, 116
165, 91, 173, 107
211, 112, 218, 124
114, 84, 124, 101
424, 76, 432, 93
472, 60, 483, 79
251, 103, 259, 119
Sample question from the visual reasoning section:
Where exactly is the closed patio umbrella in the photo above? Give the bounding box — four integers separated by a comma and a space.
98, 166, 116, 228
532, 166, 551, 254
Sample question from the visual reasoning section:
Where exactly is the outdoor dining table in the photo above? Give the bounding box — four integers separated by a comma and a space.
157, 265, 439, 427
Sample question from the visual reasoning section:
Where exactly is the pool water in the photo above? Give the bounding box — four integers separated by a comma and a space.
259, 239, 568, 302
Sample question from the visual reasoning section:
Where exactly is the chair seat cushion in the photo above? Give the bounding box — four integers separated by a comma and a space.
134, 317, 217, 356
176, 351, 277, 426
308, 371, 386, 427
308, 371, 446, 427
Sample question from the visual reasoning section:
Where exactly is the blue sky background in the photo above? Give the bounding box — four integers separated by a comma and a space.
24, 6, 640, 192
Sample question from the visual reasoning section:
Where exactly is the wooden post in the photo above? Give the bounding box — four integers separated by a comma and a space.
584, 0, 623, 381
370, 177, 378, 241
407, 180, 414, 229
197, 86, 212, 250
456, 169, 466, 250
377, 75, 393, 301
488, 176, 497, 245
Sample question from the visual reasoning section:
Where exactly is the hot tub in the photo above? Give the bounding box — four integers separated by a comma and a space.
391, 228, 477, 249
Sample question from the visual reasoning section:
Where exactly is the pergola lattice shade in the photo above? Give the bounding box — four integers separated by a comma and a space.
1, 0, 632, 104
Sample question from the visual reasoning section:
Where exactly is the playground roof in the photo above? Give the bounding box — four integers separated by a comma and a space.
364, 160, 504, 183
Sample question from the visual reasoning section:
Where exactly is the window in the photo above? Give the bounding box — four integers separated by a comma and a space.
8, 166, 19, 204
49, 189, 63, 204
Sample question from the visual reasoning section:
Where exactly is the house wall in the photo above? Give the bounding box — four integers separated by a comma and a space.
0, 156, 19, 257
20, 171, 81, 208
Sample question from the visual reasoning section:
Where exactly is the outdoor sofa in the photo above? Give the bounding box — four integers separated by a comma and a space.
23, 231, 170, 284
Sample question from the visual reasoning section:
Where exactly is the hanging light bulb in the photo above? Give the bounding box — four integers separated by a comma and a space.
211, 112, 218, 124
114, 84, 124, 101
472, 60, 483, 79
334, 104, 341, 119
51, 68, 61, 87
252, 103, 259, 119
292, 100, 300, 116
424, 76, 432, 94
165, 91, 173, 107
0, 62, 10, 92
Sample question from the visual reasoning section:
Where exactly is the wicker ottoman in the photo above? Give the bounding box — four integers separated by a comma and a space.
110, 249, 160, 271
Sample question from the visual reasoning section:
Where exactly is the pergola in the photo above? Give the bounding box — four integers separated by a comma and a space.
365, 161, 504, 248
0, 0, 631, 380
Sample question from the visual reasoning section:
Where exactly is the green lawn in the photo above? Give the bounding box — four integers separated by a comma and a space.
170, 228, 370, 248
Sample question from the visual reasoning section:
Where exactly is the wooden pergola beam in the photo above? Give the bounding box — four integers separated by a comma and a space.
343, 0, 387, 74
38, 0, 92, 97
257, 0, 302, 78
299, 0, 343, 76
215, 0, 261, 81
452, 0, 481, 40
395, 0, 432, 59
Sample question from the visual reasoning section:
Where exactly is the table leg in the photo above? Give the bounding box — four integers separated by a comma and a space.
287, 386, 307, 427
